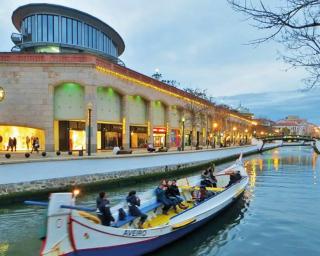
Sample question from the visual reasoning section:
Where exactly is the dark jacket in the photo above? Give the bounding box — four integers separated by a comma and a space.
97, 199, 114, 226
166, 185, 180, 197
126, 195, 143, 217
155, 187, 173, 206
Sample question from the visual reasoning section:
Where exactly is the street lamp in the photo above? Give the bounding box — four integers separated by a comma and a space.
87, 102, 93, 156
232, 126, 237, 145
181, 117, 185, 151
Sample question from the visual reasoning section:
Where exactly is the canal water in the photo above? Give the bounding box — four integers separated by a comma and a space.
0, 146, 319, 256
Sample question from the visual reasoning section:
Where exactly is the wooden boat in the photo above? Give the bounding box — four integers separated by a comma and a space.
27, 154, 248, 256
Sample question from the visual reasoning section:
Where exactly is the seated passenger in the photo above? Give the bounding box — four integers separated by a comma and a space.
126, 190, 147, 229
193, 186, 214, 203
226, 170, 242, 187
96, 192, 115, 226
166, 180, 188, 210
155, 184, 173, 215
208, 167, 217, 188
201, 169, 215, 187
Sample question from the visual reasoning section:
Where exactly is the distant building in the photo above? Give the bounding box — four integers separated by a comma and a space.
252, 118, 275, 137
273, 116, 319, 137
235, 104, 254, 119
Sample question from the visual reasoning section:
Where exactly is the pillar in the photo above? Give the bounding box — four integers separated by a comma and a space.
85, 86, 97, 153
121, 95, 130, 149
147, 100, 154, 145
46, 85, 55, 151
165, 105, 171, 148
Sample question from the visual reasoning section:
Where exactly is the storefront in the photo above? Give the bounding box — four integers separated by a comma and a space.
0, 125, 45, 151
152, 127, 166, 147
58, 121, 86, 151
97, 123, 122, 150
170, 129, 180, 147
130, 126, 148, 148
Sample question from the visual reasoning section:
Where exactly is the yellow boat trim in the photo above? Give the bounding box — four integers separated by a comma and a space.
172, 218, 196, 229
179, 185, 224, 192
78, 211, 101, 224
143, 201, 194, 228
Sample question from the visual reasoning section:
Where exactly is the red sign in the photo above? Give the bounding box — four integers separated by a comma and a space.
153, 127, 166, 134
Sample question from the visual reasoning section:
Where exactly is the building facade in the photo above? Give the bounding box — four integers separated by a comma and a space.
0, 4, 253, 152
273, 116, 319, 137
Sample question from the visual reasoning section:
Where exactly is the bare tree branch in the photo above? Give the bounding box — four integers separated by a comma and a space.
228, 0, 320, 87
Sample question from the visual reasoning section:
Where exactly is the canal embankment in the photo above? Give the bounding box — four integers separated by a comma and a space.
0, 144, 279, 204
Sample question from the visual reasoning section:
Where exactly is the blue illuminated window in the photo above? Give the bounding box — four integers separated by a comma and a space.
67, 18, 72, 44
61, 17, 67, 43
48, 15, 53, 42
77, 21, 82, 45
37, 15, 42, 41
88, 26, 93, 48
42, 15, 47, 41
53, 16, 59, 42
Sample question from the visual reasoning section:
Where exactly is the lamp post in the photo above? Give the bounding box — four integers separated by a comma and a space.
245, 128, 248, 144
87, 102, 93, 156
181, 117, 185, 151
233, 126, 237, 145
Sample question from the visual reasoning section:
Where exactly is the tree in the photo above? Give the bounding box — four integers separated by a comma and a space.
151, 71, 180, 88
228, 0, 320, 88
181, 88, 212, 148
183, 87, 210, 101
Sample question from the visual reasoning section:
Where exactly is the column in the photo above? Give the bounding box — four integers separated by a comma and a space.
147, 100, 154, 145
121, 95, 130, 149
85, 86, 97, 153
165, 105, 171, 148
46, 85, 55, 151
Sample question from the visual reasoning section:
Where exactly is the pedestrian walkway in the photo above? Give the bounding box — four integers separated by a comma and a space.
0, 144, 277, 185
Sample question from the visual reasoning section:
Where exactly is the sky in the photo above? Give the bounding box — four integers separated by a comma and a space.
216, 89, 320, 124
1, 0, 317, 122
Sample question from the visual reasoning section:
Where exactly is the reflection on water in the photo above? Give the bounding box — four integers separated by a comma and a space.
0, 146, 320, 256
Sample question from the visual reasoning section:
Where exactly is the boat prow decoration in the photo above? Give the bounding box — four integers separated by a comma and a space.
27, 155, 249, 256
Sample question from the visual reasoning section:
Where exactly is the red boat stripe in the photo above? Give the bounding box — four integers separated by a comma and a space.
70, 217, 158, 238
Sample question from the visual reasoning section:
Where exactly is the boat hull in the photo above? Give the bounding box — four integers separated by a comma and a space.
66, 190, 245, 256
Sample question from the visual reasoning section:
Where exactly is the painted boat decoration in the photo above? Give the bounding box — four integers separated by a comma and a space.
26, 154, 248, 256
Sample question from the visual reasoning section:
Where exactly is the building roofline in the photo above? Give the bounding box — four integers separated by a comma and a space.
0, 52, 252, 123
11, 3, 125, 56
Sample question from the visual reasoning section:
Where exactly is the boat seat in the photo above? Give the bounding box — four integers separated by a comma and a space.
112, 202, 162, 228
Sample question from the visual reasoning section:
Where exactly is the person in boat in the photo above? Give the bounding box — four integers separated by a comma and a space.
96, 192, 115, 226
155, 183, 174, 215
201, 168, 216, 187
126, 190, 147, 229
226, 170, 242, 187
166, 180, 188, 210
208, 167, 217, 188
193, 186, 213, 203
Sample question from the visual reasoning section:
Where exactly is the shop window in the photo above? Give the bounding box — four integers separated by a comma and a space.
0, 125, 45, 151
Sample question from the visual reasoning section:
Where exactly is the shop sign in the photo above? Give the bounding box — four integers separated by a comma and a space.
153, 127, 167, 134
130, 126, 147, 133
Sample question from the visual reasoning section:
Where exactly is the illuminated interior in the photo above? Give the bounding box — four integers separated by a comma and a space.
0, 125, 45, 151
69, 130, 86, 150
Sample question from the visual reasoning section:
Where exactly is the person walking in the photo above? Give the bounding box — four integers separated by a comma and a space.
13, 137, 17, 151
26, 136, 30, 150
7, 137, 13, 151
